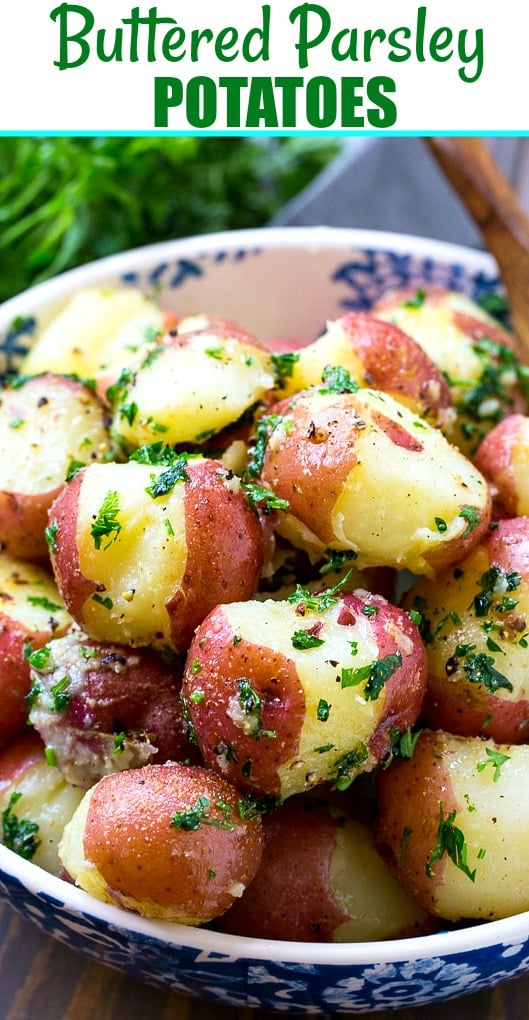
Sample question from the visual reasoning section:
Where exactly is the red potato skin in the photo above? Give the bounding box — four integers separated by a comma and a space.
373, 286, 515, 348
474, 415, 529, 517
374, 730, 458, 912
0, 490, 62, 562
48, 470, 98, 624
81, 763, 264, 920
261, 394, 362, 547
49, 460, 265, 653
0, 614, 68, 750
183, 592, 427, 795
414, 518, 529, 743
30, 637, 200, 777
259, 393, 491, 569
0, 374, 110, 560
218, 796, 351, 940
0, 731, 46, 797
328, 313, 453, 423
166, 459, 264, 651
183, 606, 305, 795
337, 594, 427, 762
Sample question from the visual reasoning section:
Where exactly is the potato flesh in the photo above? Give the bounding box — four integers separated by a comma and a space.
222, 599, 382, 799
113, 334, 275, 448
426, 738, 529, 920
0, 381, 110, 495
0, 553, 71, 632
376, 295, 494, 383
508, 434, 529, 512
22, 288, 165, 379
280, 323, 365, 396
1, 759, 83, 876
333, 394, 485, 573
408, 544, 529, 704
76, 461, 186, 647
331, 817, 429, 941
268, 389, 489, 576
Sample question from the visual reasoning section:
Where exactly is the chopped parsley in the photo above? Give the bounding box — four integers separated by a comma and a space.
44, 518, 58, 554
170, 795, 235, 832
130, 441, 179, 466
1, 792, 40, 860
463, 652, 513, 693
145, 456, 191, 497
236, 678, 277, 740
319, 549, 357, 574
113, 732, 126, 754
44, 746, 57, 767
426, 802, 478, 882
291, 629, 325, 650
246, 413, 286, 478
287, 570, 353, 614
242, 481, 289, 512
317, 698, 330, 721
90, 490, 122, 550
402, 289, 426, 309
332, 743, 369, 790
27, 596, 62, 613
65, 459, 85, 481
341, 651, 402, 701
271, 351, 300, 389
50, 675, 71, 712
319, 364, 360, 394
458, 506, 481, 537
476, 747, 510, 782
473, 565, 521, 618
27, 645, 52, 671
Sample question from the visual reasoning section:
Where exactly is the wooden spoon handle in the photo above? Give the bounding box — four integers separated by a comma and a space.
426, 136, 529, 363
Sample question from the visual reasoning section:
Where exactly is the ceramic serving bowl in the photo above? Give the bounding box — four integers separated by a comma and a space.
1, 225, 528, 1015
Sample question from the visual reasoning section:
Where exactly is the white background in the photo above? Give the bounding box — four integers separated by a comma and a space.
0, 0, 526, 133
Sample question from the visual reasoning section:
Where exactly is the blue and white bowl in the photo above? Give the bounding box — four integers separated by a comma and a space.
1, 225, 526, 1014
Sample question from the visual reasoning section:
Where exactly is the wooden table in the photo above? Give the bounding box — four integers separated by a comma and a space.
1, 900, 528, 1020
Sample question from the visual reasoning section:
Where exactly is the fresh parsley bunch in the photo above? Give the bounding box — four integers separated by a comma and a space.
0, 136, 341, 303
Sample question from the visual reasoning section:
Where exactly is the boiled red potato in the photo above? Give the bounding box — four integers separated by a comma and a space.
372, 286, 527, 455
182, 588, 427, 800
218, 793, 433, 942
256, 385, 491, 576
403, 516, 529, 743
0, 374, 113, 561
0, 553, 72, 749
27, 628, 198, 789
272, 313, 454, 431
109, 325, 275, 453
474, 414, 529, 517
48, 453, 264, 653
375, 729, 529, 922
59, 762, 264, 923
0, 731, 84, 875
21, 287, 166, 393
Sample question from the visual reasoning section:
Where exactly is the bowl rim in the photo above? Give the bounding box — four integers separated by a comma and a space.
2, 842, 529, 965
0, 224, 499, 328
0, 224, 519, 969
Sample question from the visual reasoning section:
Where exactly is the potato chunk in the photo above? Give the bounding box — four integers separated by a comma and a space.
0, 374, 112, 560
182, 588, 426, 799
48, 455, 264, 652
59, 763, 264, 923
375, 729, 529, 922
257, 386, 491, 576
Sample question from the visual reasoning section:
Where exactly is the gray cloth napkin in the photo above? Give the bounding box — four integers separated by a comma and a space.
274, 137, 529, 249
